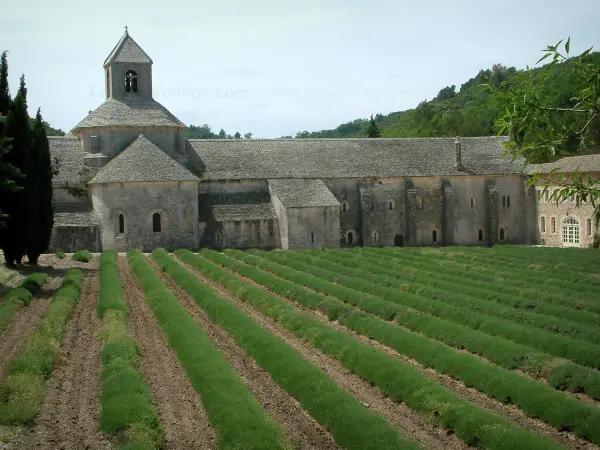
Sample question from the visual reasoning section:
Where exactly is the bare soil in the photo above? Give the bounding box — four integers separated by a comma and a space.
118, 256, 217, 450
0, 279, 59, 382
12, 274, 112, 450
213, 255, 599, 450
147, 256, 340, 450
176, 253, 471, 450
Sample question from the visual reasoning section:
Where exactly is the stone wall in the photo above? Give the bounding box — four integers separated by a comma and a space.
49, 226, 100, 252
535, 182, 597, 248
201, 219, 279, 249
91, 180, 198, 252
286, 206, 340, 249
107, 62, 153, 100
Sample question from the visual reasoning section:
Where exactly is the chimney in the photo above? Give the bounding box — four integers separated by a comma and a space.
455, 137, 464, 171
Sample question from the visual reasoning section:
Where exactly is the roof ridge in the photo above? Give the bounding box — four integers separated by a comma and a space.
188, 136, 509, 142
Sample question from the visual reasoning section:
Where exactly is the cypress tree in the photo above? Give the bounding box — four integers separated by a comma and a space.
0, 51, 9, 118
366, 114, 381, 138
2, 75, 30, 265
27, 109, 53, 264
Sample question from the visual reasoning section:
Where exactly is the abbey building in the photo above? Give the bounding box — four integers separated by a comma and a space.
49, 31, 543, 252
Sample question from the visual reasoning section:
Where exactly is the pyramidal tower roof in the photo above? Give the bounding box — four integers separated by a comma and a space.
104, 28, 153, 66
89, 135, 199, 184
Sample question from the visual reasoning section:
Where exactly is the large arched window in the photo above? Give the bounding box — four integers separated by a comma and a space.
562, 217, 580, 246
125, 70, 138, 93
341, 201, 349, 212
152, 213, 162, 232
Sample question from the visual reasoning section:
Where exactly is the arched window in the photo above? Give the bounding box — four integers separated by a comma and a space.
540, 216, 546, 233
499, 228, 506, 241
432, 230, 437, 243
125, 70, 138, 93
478, 229, 483, 241
562, 217, 580, 246
347, 231, 354, 245
152, 213, 162, 232
506, 195, 511, 208
388, 199, 396, 211
470, 197, 476, 208
341, 201, 348, 212
118, 214, 125, 234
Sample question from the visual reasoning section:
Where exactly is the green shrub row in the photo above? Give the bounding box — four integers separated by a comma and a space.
182, 249, 564, 450
127, 250, 290, 450
257, 250, 600, 370
243, 249, 600, 400
0, 269, 83, 425
0, 273, 47, 332
315, 250, 600, 342
98, 250, 163, 449
219, 249, 600, 444
458, 246, 600, 272
357, 247, 600, 319
401, 247, 599, 294
155, 249, 418, 450
359, 246, 600, 308
54, 251, 66, 259
72, 250, 93, 263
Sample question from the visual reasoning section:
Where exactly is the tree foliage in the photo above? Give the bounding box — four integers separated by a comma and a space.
488, 38, 600, 232
366, 114, 381, 138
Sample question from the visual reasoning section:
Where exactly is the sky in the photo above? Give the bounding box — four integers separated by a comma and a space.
1, 0, 599, 138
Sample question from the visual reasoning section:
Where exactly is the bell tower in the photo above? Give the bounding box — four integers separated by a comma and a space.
103, 27, 153, 100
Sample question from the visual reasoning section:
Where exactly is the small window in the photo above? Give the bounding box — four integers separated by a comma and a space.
540, 217, 546, 233
215, 231, 223, 245
588, 218, 593, 237
341, 201, 348, 212
152, 213, 162, 232
90, 135, 99, 152
478, 229, 483, 241
502, 196, 506, 207
551, 217, 556, 234
388, 199, 396, 211
499, 228, 506, 241
125, 70, 138, 93
470, 197, 476, 208
416, 197, 423, 209
257, 230, 261, 241
432, 230, 437, 243
347, 231, 354, 245
506, 195, 511, 208
118, 214, 125, 234
311, 232, 315, 243
372, 231, 379, 243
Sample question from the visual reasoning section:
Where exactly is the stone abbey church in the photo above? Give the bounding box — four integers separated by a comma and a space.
49, 31, 537, 253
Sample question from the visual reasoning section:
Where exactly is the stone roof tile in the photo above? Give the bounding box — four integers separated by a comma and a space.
190, 137, 524, 180
104, 32, 152, 66
89, 134, 199, 184
53, 201, 98, 227
72, 97, 186, 130
48, 137, 85, 186
268, 179, 339, 208
529, 154, 600, 174
199, 192, 276, 221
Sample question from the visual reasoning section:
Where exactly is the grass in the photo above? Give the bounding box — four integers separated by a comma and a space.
98, 250, 163, 449
155, 248, 418, 450
0, 273, 47, 332
128, 250, 291, 450
219, 249, 600, 444
178, 249, 564, 450
72, 250, 92, 263
0, 269, 83, 425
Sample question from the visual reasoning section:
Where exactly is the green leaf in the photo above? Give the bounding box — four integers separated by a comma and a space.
536, 53, 552, 65
565, 37, 570, 54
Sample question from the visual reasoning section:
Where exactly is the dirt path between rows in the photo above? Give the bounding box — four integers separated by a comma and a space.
12, 274, 111, 450
218, 254, 599, 450
0, 279, 60, 382
147, 256, 340, 450
118, 256, 217, 450
174, 253, 470, 450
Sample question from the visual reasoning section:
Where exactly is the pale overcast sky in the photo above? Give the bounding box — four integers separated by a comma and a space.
1, 0, 599, 137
